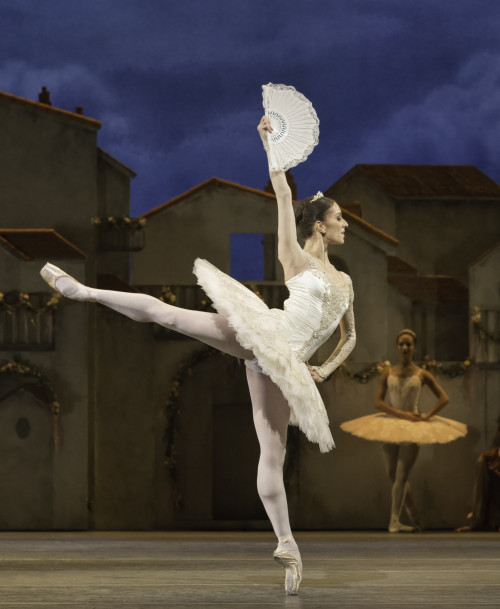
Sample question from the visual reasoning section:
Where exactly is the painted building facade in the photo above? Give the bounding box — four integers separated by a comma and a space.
1, 89, 498, 530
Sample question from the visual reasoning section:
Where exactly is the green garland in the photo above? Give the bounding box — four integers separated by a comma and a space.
0, 291, 61, 315
0, 357, 61, 447
164, 349, 474, 507
336, 360, 390, 383
163, 345, 222, 508
336, 357, 473, 383
419, 357, 472, 378
471, 306, 500, 343
159, 286, 212, 311
159, 284, 263, 312
91, 216, 146, 230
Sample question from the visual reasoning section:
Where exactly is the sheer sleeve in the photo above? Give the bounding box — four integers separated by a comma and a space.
311, 276, 356, 380
268, 168, 307, 276
259, 120, 307, 278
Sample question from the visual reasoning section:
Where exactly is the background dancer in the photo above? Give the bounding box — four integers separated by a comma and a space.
456, 417, 500, 532
341, 329, 466, 532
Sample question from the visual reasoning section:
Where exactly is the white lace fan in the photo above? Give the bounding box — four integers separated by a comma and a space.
262, 83, 319, 172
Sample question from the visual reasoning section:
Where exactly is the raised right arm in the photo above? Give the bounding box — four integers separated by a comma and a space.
257, 117, 307, 280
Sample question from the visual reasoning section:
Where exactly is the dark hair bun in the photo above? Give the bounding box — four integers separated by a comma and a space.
294, 201, 306, 226
294, 195, 335, 239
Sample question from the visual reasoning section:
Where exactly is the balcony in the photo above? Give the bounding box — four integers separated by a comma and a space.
93, 217, 145, 252
0, 293, 57, 350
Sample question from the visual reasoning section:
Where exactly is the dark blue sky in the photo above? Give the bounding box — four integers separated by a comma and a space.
2, 0, 499, 215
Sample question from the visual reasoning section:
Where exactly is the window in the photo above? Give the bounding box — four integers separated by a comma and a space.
230, 233, 275, 281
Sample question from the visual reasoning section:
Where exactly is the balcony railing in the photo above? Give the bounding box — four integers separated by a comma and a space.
0, 294, 55, 350
138, 283, 288, 341
96, 227, 145, 252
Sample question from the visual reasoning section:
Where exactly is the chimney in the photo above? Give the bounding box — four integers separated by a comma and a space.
264, 170, 297, 200
75, 106, 83, 115
38, 86, 52, 106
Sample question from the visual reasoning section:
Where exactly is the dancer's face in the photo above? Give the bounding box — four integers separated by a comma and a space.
319, 203, 348, 245
397, 334, 416, 362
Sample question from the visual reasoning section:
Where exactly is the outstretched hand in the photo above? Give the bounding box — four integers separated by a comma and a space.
257, 115, 273, 144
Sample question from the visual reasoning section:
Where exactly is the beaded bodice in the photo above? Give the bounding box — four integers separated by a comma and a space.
281, 255, 351, 362
387, 373, 422, 414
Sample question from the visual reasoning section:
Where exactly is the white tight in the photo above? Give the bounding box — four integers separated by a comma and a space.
74, 284, 293, 539
246, 367, 292, 538
382, 443, 419, 525
95, 289, 254, 360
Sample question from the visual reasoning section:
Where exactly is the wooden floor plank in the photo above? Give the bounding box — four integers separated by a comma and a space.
0, 531, 498, 607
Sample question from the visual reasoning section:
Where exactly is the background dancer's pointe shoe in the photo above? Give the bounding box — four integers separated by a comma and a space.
388, 518, 415, 533
404, 505, 423, 532
273, 543, 302, 595
40, 263, 96, 301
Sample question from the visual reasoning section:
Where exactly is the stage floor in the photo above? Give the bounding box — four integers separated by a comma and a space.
0, 531, 498, 608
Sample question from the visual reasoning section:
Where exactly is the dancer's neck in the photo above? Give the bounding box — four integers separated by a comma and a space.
303, 239, 329, 266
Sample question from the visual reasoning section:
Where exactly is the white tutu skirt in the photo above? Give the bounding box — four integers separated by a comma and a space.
340, 413, 467, 445
193, 258, 335, 452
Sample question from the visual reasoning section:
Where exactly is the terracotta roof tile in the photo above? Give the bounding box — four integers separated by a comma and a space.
468, 241, 500, 267
264, 171, 297, 200
98, 148, 136, 178
330, 164, 500, 198
0, 229, 87, 260
141, 177, 277, 218
340, 208, 398, 246
339, 202, 362, 217
387, 255, 418, 275
142, 177, 398, 246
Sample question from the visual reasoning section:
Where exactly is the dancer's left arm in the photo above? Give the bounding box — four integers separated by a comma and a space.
307, 277, 356, 382
420, 370, 449, 420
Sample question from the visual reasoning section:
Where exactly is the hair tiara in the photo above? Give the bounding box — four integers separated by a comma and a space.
397, 328, 417, 340
310, 191, 324, 202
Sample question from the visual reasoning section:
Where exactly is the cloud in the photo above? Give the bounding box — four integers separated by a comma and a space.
119, 108, 264, 215
347, 52, 500, 180
0, 59, 134, 150
0, 0, 404, 74
3, 0, 500, 213
0, 60, 113, 106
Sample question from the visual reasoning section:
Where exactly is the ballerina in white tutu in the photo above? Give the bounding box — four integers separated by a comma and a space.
39, 115, 356, 595
341, 329, 467, 532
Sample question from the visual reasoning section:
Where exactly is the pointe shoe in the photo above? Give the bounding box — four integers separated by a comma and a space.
404, 506, 423, 532
273, 546, 302, 595
40, 263, 69, 293
40, 263, 96, 301
388, 519, 416, 533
